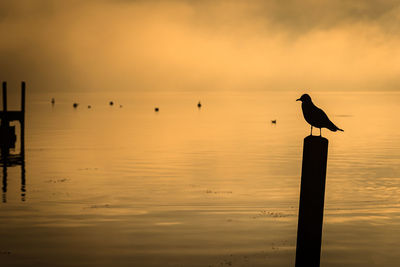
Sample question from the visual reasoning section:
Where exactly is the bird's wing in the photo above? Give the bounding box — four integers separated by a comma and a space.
314, 106, 329, 121
314, 106, 338, 130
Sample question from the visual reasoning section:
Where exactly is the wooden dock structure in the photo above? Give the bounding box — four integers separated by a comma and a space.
1, 81, 26, 202
0, 81, 25, 151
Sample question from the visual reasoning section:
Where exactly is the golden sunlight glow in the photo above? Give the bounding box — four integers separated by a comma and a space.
1, 0, 400, 93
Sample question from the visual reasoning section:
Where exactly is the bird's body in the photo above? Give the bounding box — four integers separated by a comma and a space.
297, 94, 343, 136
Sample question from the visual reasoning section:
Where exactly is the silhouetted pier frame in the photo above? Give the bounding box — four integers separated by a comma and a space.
295, 135, 328, 267
1, 81, 26, 202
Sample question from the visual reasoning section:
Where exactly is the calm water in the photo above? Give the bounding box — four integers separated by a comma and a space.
1, 90, 400, 266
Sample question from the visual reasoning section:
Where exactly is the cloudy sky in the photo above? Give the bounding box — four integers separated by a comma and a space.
1, 0, 400, 93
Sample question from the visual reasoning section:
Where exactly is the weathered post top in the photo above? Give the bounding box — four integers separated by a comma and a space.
303, 135, 328, 150
305, 135, 328, 143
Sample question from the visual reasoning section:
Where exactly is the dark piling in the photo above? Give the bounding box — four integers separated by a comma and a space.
295, 135, 328, 267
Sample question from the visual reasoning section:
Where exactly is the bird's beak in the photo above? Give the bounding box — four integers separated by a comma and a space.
296, 98, 301, 101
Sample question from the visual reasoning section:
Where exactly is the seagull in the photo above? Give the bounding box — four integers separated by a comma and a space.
296, 94, 343, 136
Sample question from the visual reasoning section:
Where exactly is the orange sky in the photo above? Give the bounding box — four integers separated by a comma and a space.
1, 0, 400, 93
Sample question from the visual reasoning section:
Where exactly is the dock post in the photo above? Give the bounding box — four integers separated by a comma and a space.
2, 82, 8, 128
295, 135, 328, 267
20, 82, 26, 201
21, 81, 25, 155
21, 160, 26, 201
2, 82, 6, 112
1, 82, 7, 202
2, 163, 6, 203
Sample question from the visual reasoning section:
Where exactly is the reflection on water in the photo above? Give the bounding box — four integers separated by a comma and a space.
1, 146, 25, 203
1, 90, 400, 266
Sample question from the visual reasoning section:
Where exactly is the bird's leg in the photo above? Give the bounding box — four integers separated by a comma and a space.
319, 128, 322, 136
310, 126, 313, 136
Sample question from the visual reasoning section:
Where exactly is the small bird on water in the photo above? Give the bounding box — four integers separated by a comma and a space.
296, 94, 343, 136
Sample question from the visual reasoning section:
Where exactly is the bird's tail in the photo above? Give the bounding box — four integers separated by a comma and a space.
334, 124, 344, 132
328, 123, 344, 132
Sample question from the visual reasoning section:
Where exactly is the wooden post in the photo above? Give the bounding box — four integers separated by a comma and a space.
20, 81, 26, 201
2, 82, 8, 128
295, 135, 328, 267
2, 164, 6, 203
21, 160, 26, 201
2, 82, 6, 112
1, 82, 7, 202
21, 81, 25, 155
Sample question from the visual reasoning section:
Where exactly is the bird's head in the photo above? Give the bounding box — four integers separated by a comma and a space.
296, 94, 312, 103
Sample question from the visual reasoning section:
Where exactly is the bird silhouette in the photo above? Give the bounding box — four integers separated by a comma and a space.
296, 94, 343, 136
